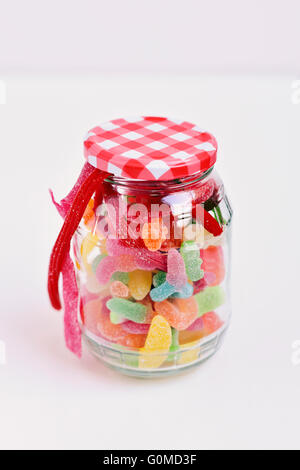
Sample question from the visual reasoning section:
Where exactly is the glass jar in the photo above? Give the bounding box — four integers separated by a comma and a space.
48, 116, 232, 378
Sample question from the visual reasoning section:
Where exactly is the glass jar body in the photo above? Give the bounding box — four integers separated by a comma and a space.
73, 168, 232, 377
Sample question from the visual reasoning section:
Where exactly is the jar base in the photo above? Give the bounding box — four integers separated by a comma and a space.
82, 324, 228, 379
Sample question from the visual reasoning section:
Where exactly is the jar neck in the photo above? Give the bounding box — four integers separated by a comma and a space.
104, 167, 214, 195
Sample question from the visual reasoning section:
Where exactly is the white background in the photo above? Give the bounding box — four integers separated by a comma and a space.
0, 1, 300, 451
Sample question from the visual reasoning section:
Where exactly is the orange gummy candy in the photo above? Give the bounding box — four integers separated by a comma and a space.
141, 218, 168, 252
154, 297, 198, 330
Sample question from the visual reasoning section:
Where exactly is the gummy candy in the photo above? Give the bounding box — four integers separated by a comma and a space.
82, 298, 103, 336
178, 341, 200, 365
155, 297, 198, 330
153, 271, 167, 287
111, 271, 129, 284
110, 280, 129, 298
62, 254, 81, 357
92, 254, 106, 274
83, 198, 95, 228
128, 270, 152, 300
141, 296, 157, 324
186, 316, 204, 331
48, 167, 108, 310
179, 330, 205, 344
202, 311, 224, 335
110, 311, 126, 324
96, 254, 136, 285
150, 281, 177, 302
193, 271, 216, 294
180, 241, 204, 282
195, 286, 225, 316
192, 205, 223, 236
106, 298, 147, 323
141, 218, 168, 251
106, 239, 167, 272
166, 248, 187, 290
201, 246, 225, 286
139, 315, 172, 369
170, 282, 194, 299
97, 310, 146, 348
121, 321, 150, 335
81, 232, 99, 273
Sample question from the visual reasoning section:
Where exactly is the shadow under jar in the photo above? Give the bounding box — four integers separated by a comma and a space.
72, 117, 232, 377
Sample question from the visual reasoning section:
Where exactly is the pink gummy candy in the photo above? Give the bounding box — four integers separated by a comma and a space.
166, 248, 187, 290
121, 321, 150, 335
106, 239, 167, 271
96, 254, 137, 284
62, 254, 81, 357
186, 317, 204, 331
193, 271, 216, 294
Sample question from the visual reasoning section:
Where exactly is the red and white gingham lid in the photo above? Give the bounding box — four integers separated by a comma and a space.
84, 116, 217, 181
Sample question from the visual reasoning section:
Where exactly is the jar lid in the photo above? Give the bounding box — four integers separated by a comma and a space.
84, 116, 217, 181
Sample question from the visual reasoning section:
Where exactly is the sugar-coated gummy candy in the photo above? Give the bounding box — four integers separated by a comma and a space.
186, 316, 204, 331
121, 321, 150, 335
110, 311, 125, 324
96, 254, 136, 284
106, 298, 147, 323
195, 286, 225, 316
170, 282, 194, 299
85, 273, 103, 294
110, 280, 129, 298
193, 271, 216, 294
150, 281, 177, 302
180, 241, 204, 282
179, 329, 205, 344
106, 239, 167, 272
128, 270, 152, 300
62, 254, 81, 357
81, 232, 99, 273
111, 271, 129, 284
141, 218, 168, 252
92, 254, 106, 274
139, 315, 172, 369
178, 340, 200, 365
166, 248, 187, 290
153, 271, 167, 287
202, 311, 224, 335
200, 246, 225, 286
141, 296, 157, 324
97, 311, 147, 348
82, 298, 103, 336
155, 297, 198, 330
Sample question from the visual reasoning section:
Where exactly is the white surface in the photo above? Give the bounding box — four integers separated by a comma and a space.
1, 0, 300, 73
0, 75, 299, 450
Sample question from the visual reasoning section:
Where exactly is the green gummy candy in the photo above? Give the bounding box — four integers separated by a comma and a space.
106, 298, 147, 324
167, 328, 179, 362
195, 286, 225, 316
110, 311, 125, 324
92, 254, 107, 273
111, 271, 129, 284
153, 271, 167, 287
180, 241, 204, 282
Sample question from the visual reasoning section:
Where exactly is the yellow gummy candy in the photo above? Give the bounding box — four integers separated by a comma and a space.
139, 315, 172, 369
128, 270, 152, 301
178, 341, 201, 365
81, 233, 100, 273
